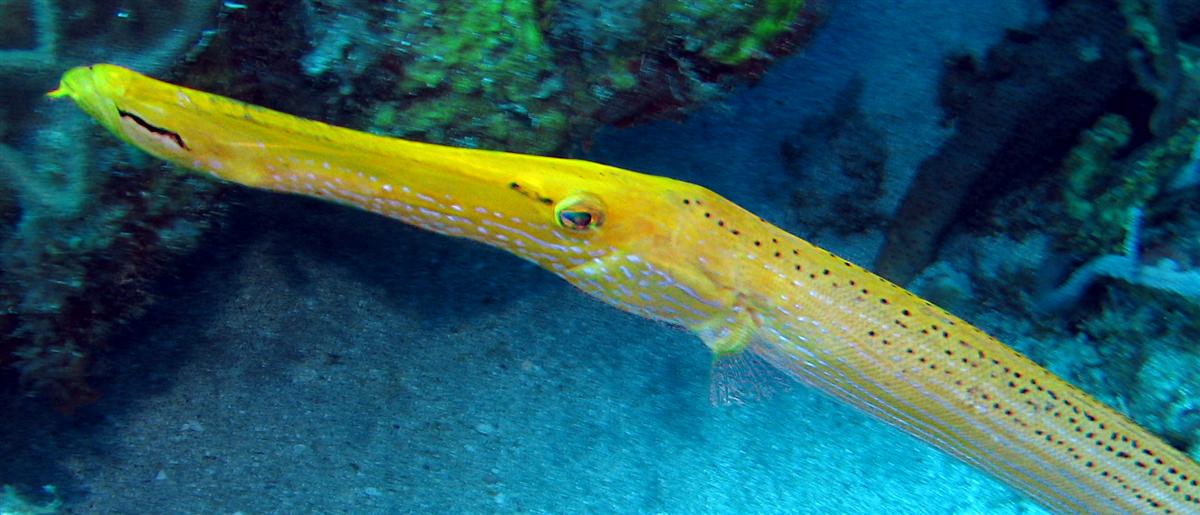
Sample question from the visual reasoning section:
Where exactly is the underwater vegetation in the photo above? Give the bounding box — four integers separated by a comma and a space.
6, 0, 1200, 511
763, 0, 1200, 484
283, 0, 828, 153
0, 1, 825, 405
50, 55, 1200, 511
875, 0, 1200, 284
859, 0, 1200, 460
0, 0, 226, 407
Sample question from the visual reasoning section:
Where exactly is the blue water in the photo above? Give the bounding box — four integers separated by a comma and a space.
6, 0, 1198, 513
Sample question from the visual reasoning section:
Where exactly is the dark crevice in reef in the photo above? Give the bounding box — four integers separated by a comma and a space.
874, 0, 1200, 285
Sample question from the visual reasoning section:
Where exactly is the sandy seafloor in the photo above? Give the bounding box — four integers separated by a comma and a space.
1, 0, 1073, 513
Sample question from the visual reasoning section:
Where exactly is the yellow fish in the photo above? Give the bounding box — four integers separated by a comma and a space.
50, 64, 1200, 514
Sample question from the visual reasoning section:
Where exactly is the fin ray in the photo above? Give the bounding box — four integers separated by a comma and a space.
709, 339, 792, 405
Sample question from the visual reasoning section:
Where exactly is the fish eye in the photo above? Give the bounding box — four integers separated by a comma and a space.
554, 192, 605, 231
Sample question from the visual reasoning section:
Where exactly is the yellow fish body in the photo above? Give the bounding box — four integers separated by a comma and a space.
51, 64, 1200, 514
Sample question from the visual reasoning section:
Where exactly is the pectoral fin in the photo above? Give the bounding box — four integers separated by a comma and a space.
693, 308, 789, 406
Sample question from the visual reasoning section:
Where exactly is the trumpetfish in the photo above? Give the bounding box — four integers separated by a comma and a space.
49, 64, 1200, 514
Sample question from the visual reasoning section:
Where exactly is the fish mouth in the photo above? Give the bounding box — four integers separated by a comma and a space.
48, 66, 98, 104
48, 65, 125, 129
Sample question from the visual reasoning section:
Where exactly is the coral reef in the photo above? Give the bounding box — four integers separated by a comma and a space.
780, 77, 889, 238
0, 1, 827, 405
1047, 0, 1200, 297
286, 0, 829, 154
1067, 292, 1200, 451
877, 0, 1200, 286
874, 0, 1138, 285
0, 145, 221, 406
899, 0, 1200, 456
1059, 114, 1135, 253
1120, 0, 1200, 137
0, 1, 225, 406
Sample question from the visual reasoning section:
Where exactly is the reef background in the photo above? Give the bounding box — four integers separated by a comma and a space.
3, 0, 1200, 513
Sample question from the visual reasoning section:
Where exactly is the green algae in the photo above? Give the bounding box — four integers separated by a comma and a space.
347, 0, 823, 153
372, 0, 567, 152
1061, 115, 1200, 255
699, 0, 812, 65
